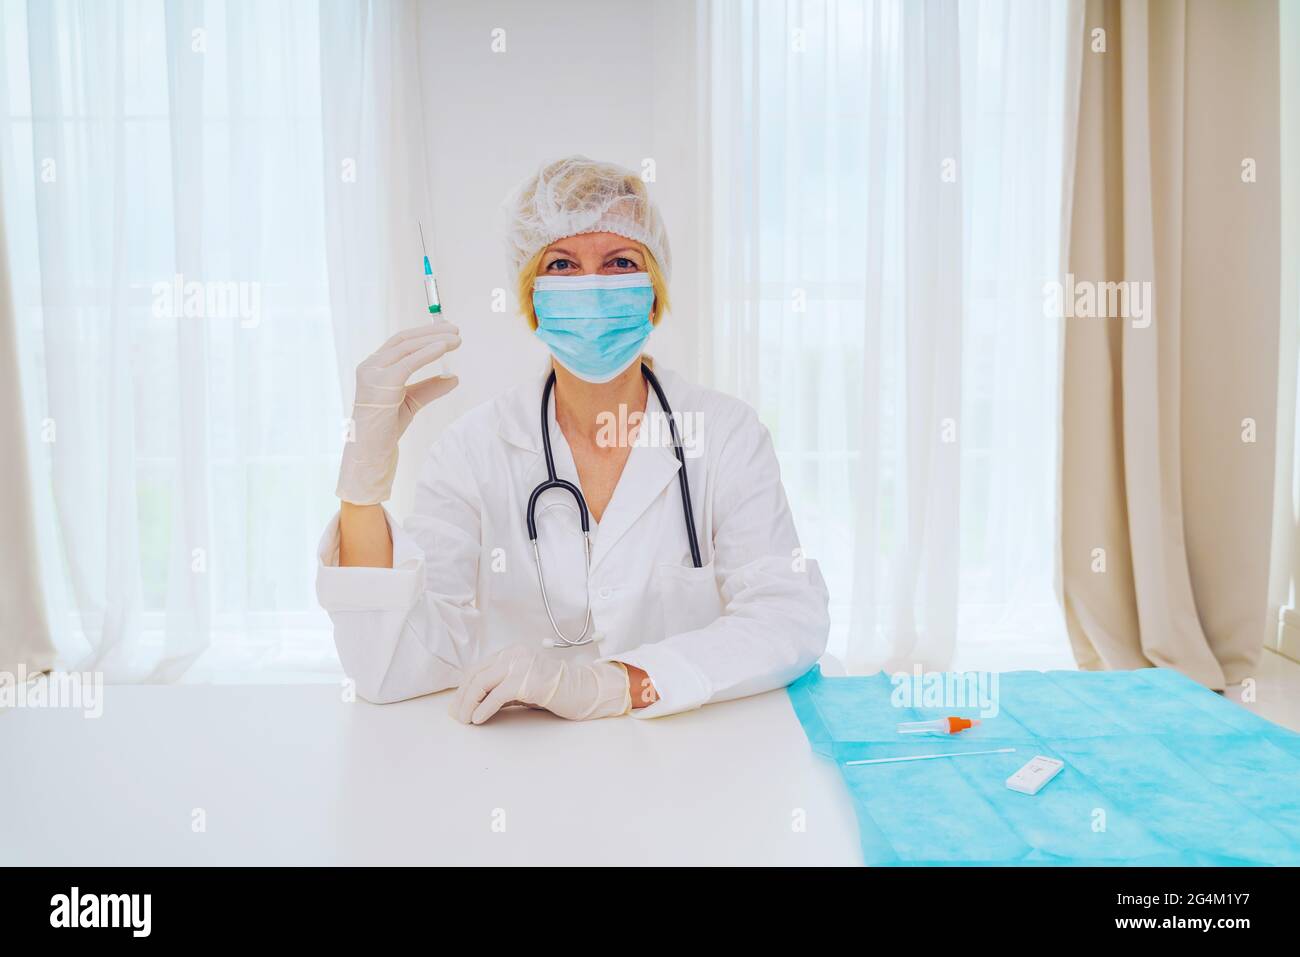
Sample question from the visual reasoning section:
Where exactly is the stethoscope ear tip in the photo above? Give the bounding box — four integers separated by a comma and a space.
541, 637, 556, 648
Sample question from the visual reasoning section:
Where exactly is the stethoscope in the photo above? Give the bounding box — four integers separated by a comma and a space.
527, 361, 702, 648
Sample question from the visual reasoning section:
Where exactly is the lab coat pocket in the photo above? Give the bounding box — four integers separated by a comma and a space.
655, 561, 724, 638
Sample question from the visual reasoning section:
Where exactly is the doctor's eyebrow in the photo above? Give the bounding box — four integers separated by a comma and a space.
604, 248, 643, 261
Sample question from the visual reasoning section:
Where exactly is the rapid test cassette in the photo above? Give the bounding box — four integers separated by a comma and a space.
1005, 755, 1064, 795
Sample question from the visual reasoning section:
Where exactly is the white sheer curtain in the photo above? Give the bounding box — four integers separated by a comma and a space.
706, 0, 1080, 673
0, 0, 381, 681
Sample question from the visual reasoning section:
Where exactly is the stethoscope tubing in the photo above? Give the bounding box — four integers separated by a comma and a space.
642, 364, 702, 569
526, 361, 702, 647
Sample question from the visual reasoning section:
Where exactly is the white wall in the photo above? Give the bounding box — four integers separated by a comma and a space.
392, 0, 703, 514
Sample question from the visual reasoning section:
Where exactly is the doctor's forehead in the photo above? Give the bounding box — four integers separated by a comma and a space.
542, 233, 643, 260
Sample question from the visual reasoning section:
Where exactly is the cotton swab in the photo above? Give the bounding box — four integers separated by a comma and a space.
845, 747, 1016, 766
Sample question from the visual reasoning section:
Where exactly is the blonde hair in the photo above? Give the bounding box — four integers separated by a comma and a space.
516, 241, 671, 331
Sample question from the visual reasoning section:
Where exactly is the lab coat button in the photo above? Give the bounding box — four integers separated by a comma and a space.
598, 587, 613, 600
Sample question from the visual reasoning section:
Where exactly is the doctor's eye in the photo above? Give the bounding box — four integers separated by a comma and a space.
545, 258, 578, 272
605, 257, 639, 272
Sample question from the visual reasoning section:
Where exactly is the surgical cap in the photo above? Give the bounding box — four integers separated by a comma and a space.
504, 156, 672, 282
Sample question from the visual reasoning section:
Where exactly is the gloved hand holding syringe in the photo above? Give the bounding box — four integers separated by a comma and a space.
332, 222, 459, 507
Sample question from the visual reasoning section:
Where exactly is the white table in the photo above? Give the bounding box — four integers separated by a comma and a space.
0, 685, 861, 866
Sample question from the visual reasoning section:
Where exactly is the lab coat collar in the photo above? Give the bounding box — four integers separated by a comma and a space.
495, 357, 689, 574
587, 376, 683, 573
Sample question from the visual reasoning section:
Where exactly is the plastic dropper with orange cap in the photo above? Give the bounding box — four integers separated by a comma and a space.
897, 717, 981, 735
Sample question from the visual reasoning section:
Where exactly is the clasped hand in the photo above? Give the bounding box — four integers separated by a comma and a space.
450, 645, 631, 724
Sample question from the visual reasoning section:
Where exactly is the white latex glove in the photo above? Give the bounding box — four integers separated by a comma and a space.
450, 645, 632, 724
336, 321, 461, 505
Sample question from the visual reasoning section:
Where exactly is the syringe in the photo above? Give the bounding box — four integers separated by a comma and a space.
418, 222, 448, 375
419, 222, 442, 316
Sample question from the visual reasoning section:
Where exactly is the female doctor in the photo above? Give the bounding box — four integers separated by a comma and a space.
316, 156, 829, 724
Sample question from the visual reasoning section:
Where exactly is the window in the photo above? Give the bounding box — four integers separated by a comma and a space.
0, 0, 343, 680
707, 0, 1074, 671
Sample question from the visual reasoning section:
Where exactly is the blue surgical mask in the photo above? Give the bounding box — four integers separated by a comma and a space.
532, 272, 655, 384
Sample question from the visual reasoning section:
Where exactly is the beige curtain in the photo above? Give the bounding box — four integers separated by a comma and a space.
1061, 0, 1281, 689
0, 201, 56, 676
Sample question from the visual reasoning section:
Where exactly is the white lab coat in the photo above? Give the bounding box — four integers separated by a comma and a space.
315, 363, 829, 718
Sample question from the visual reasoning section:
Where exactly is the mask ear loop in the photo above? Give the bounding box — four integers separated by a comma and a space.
526, 370, 594, 647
